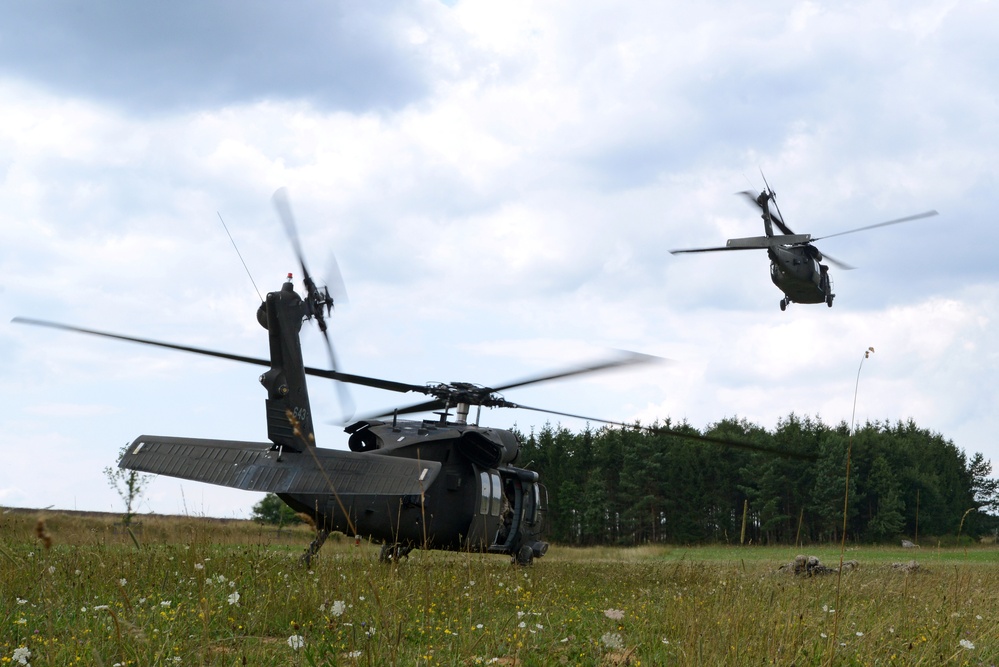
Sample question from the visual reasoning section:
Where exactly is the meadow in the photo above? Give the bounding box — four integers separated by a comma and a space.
2, 510, 997, 666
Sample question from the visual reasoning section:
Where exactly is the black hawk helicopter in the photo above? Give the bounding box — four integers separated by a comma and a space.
15, 191, 781, 565
669, 183, 938, 310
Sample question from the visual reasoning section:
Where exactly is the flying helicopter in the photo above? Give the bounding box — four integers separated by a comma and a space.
669, 183, 938, 311
14, 191, 785, 566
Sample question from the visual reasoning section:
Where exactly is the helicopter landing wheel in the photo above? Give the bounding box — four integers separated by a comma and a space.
826, 295, 834, 307
779, 298, 788, 312
514, 544, 534, 566
379, 543, 412, 563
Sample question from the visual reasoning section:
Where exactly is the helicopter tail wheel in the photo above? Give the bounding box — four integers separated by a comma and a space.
779, 298, 788, 312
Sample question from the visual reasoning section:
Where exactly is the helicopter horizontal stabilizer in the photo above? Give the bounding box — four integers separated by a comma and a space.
119, 435, 441, 496
726, 234, 811, 249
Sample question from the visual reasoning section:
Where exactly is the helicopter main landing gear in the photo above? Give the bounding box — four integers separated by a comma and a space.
825, 294, 834, 307
379, 543, 413, 563
780, 297, 789, 311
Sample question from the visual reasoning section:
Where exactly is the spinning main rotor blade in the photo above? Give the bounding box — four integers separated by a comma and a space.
508, 404, 815, 459
810, 210, 938, 242
670, 245, 760, 255
364, 399, 447, 420
487, 351, 663, 393
358, 352, 664, 421
818, 251, 854, 271
11, 318, 425, 395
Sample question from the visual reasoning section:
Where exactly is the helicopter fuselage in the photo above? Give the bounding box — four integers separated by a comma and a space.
767, 245, 833, 306
281, 419, 548, 558
117, 417, 550, 563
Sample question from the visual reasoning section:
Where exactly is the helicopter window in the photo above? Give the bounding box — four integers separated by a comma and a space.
490, 473, 502, 516
479, 472, 490, 515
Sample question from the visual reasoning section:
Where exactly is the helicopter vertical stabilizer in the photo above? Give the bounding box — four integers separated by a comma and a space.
257, 277, 316, 451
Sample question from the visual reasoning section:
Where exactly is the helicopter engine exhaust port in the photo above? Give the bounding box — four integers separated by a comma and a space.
459, 430, 521, 469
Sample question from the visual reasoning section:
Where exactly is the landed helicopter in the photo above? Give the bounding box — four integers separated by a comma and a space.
669, 184, 938, 311
15, 191, 771, 566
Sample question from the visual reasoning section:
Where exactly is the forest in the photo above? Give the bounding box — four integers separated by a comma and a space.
516, 414, 999, 546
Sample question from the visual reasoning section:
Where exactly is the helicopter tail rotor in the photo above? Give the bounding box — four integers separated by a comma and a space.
272, 188, 356, 422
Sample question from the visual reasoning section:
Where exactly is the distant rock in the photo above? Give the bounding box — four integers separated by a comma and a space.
890, 560, 921, 573
779, 554, 858, 576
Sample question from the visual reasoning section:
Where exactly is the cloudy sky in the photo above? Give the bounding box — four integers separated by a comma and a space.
2, 0, 997, 519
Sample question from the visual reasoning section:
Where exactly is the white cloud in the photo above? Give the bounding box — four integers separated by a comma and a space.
2, 0, 997, 517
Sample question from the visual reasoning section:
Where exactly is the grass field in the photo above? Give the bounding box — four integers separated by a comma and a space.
2, 510, 997, 666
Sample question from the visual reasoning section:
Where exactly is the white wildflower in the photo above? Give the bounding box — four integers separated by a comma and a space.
287, 634, 305, 650
601, 632, 624, 650
604, 609, 625, 621
12, 646, 31, 665
960, 639, 975, 650
227, 591, 240, 606
119, 578, 127, 586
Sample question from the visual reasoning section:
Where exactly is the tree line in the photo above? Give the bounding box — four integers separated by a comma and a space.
516, 414, 999, 546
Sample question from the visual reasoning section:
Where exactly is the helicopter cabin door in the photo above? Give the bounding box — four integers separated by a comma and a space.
465, 466, 503, 550
464, 465, 546, 555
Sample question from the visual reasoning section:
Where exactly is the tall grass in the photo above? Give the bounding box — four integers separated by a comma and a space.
2, 510, 998, 665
